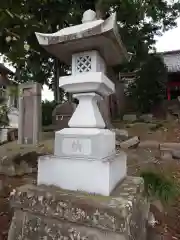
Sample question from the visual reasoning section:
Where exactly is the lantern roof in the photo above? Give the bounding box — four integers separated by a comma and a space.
35, 10, 130, 66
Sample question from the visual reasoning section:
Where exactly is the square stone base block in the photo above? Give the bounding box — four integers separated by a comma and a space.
8, 177, 148, 240
54, 128, 116, 160
37, 152, 126, 196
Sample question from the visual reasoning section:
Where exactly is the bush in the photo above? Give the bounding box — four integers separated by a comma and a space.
127, 55, 168, 113
0, 97, 9, 127
140, 171, 179, 204
0, 104, 9, 127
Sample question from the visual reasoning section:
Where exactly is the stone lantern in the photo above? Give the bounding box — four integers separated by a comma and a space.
35, 10, 129, 196
8, 10, 148, 240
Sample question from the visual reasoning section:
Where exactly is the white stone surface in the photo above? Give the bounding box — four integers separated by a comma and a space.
123, 114, 137, 122
82, 9, 97, 23
8, 107, 19, 128
36, 18, 104, 43
69, 93, 105, 128
59, 72, 115, 97
72, 50, 106, 75
62, 138, 92, 155
38, 152, 127, 196
0, 128, 8, 142
112, 129, 129, 137
54, 128, 116, 159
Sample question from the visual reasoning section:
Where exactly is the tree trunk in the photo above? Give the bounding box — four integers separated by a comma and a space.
59, 88, 64, 103
15, 68, 21, 83
15, 68, 21, 108
95, 0, 106, 19
53, 58, 60, 103
66, 92, 73, 102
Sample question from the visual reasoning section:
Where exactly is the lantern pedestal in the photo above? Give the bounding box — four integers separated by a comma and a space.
38, 151, 126, 196
38, 127, 127, 196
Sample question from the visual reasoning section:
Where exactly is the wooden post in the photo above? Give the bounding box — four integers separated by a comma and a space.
167, 86, 171, 100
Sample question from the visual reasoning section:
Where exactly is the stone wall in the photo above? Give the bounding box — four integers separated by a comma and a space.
8, 177, 149, 240
0, 174, 36, 240
0, 150, 45, 240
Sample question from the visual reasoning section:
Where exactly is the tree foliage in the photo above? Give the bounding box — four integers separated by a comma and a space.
0, 0, 179, 87
127, 54, 168, 113
0, 0, 73, 85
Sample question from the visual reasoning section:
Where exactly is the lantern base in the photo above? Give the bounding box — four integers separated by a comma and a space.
38, 151, 127, 196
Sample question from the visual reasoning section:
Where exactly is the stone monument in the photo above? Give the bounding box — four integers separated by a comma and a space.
18, 82, 41, 144
8, 10, 148, 240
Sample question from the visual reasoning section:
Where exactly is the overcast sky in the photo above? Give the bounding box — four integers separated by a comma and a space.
1, 17, 180, 101
155, 17, 180, 52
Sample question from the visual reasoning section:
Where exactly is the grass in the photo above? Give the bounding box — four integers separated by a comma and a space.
140, 171, 180, 204
0, 132, 54, 159
149, 123, 163, 131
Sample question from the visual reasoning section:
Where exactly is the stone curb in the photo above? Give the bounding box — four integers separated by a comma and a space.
137, 141, 180, 150
160, 142, 180, 150
160, 149, 173, 161
138, 141, 160, 149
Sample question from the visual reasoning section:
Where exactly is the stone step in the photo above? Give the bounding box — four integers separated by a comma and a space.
139, 141, 160, 149
120, 136, 140, 149
160, 142, 180, 150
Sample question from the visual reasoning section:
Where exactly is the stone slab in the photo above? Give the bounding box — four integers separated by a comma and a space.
9, 210, 126, 240
114, 129, 129, 137
18, 82, 41, 145
160, 142, 180, 150
120, 136, 140, 149
139, 114, 153, 122
172, 150, 180, 159
123, 114, 137, 122
139, 141, 160, 149
59, 72, 114, 97
54, 128, 116, 160
8, 177, 148, 240
37, 152, 127, 196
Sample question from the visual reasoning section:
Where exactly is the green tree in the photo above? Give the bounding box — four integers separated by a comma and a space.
127, 54, 168, 113
73, 0, 180, 70
0, 0, 179, 97
0, 0, 73, 101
